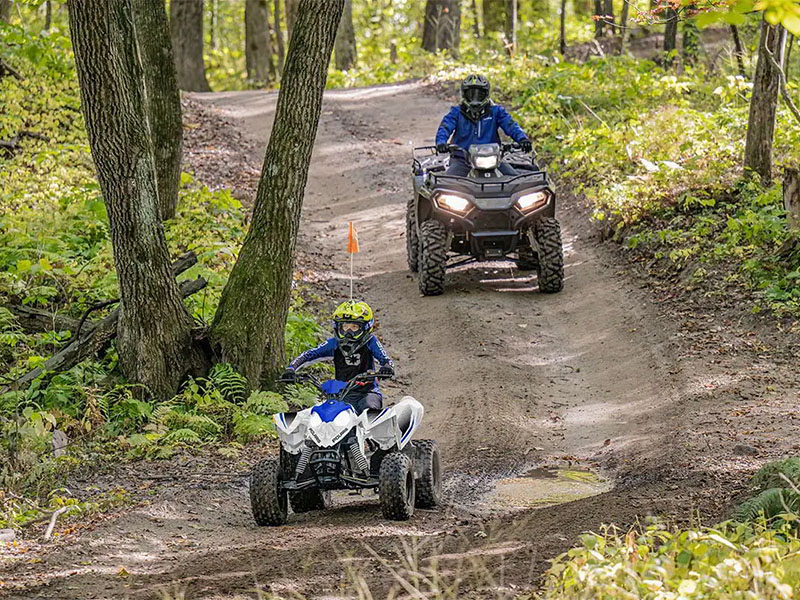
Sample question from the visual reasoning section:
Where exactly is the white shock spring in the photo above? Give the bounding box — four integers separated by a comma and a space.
295, 446, 312, 478
349, 442, 369, 473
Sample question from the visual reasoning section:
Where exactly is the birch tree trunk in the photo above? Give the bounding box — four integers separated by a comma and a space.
68, 0, 205, 400
211, 0, 344, 387
744, 19, 787, 184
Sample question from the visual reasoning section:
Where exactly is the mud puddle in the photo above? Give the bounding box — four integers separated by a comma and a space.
487, 466, 611, 510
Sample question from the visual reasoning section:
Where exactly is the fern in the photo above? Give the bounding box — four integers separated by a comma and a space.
733, 487, 800, 522
750, 458, 800, 492
162, 428, 202, 445
233, 413, 275, 441
208, 363, 247, 404
243, 391, 289, 415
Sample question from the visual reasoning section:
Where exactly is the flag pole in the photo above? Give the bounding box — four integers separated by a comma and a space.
350, 250, 354, 299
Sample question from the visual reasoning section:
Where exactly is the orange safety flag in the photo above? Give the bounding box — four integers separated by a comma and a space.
347, 222, 360, 254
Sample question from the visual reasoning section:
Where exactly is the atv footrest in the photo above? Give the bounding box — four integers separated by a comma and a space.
281, 479, 317, 491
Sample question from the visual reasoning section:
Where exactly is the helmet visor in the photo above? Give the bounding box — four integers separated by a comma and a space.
464, 87, 489, 104
336, 320, 366, 339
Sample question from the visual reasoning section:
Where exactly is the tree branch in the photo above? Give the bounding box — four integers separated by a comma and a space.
764, 30, 800, 126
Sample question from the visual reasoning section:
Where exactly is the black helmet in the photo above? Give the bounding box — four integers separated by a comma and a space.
460, 74, 491, 121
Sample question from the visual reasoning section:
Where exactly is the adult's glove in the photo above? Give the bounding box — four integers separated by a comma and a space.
280, 369, 297, 383
519, 139, 533, 154
378, 364, 395, 378
436, 143, 449, 154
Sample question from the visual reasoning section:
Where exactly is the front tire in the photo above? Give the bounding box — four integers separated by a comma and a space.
250, 458, 288, 526
379, 452, 415, 520
534, 218, 564, 293
406, 199, 420, 273
418, 220, 447, 296
411, 440, 442, 509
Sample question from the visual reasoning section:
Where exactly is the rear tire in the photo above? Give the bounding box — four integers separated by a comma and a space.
250, 458, 288, 526
406, 199, 420, 273
418, 220, 447, 296
411, 440, 442, 509
516, 245, 539, 271
534, 218, 564, 293
379, 452, 415, 520
290, 489, 331, 513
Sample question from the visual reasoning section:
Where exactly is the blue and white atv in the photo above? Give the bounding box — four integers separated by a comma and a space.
249, 371, 442, 525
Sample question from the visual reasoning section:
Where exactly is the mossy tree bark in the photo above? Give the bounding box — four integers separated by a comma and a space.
273, 0, 285, 75
0, 0, 10, 23
211, 0, 344, 388
133, 0, 183, 220
422, 0, 461, 53
246, 0, 276, 83
334, 0, 357, 70
68, 0, 206, 400
745, 19, 787, 184
169, 0, 211, 92
682, 11, 700, 64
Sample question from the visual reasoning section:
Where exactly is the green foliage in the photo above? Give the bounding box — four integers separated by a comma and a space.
751, 458, 800, 493
734, 487, 800, 523
540, 520, 800, 599
207, 363, 248, 404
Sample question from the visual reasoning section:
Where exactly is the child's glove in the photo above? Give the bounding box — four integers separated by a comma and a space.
519, 139, 533, 153
378, 365, 395, 378
280, 369, 297, 383
436, 143, 449, 154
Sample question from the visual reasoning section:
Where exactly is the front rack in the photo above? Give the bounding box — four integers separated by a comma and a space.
431, 171, 547, 192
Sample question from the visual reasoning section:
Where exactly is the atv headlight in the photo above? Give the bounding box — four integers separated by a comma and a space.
473, 155, 498, 170
437, 193, 472, 213
333, 411, 352, 427
516, 191, 549, 212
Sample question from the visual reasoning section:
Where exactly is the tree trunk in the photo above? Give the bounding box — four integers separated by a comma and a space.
744, 19, 787, 184
285, 0, 298, 41
211, 0, 344, 388
334, 0, 357, 70
44, 0, 51, 29
619, 0, 629, 53
730, 24, 746, 79
663, 7, 678, 66
471, 0, 481, 37
602, 0, 614, 31
682, 11, 700, 64
273, 0, 285, 75
210, 0, 219, 49
505, 0, 517, 54
422, 0, 461, 54
784, 166, 800, 230
246, 0, 276, 83
68, 0, 205, 400
133, 0, 183, 221
169, 0, 210, 92
0, 0, 11, 22
483, 0, 505, 34
559, 0, 567, 54
594, 0, 604, 38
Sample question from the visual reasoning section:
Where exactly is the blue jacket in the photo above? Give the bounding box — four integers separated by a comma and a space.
436, 104, 528, 151
287, 335, 393, 393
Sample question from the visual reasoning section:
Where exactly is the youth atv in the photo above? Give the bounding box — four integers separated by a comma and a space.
407, 143, 564, 295
249, 371, 442, 525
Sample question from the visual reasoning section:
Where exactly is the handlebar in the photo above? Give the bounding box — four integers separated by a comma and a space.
277, 371, 392, 398
435, 142, 533, 157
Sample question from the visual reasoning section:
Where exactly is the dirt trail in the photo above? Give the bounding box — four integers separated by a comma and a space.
3, 82, 798, 600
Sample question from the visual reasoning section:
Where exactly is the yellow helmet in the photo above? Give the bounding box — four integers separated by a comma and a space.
332, 300, 374, 351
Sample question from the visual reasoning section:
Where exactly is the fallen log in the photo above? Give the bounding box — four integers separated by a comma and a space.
4, 305, 83, 335
1, 277, 207, 393
1, 251, 204, 393
3, 251, 198, 336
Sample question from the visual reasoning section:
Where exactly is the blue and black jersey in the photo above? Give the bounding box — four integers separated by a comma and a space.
286, 336, 393, 394
436, 103, 528, 152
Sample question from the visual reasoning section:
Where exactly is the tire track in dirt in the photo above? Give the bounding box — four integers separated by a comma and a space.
0, 82, 752, 599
